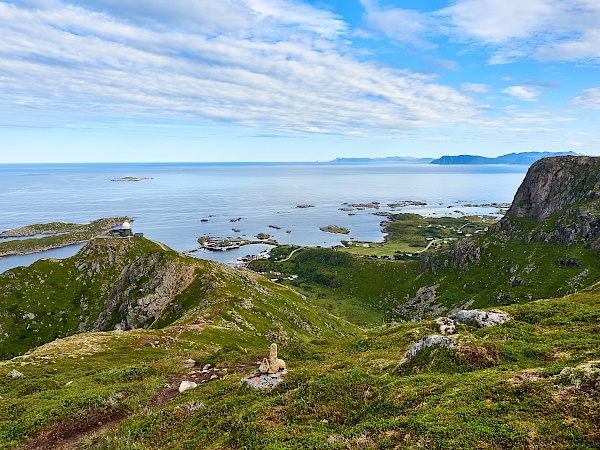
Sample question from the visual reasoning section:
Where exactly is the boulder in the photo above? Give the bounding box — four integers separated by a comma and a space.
6, 369, 24, 378
178, 380, 198, 393
434, 317, 455, 335
449, 310, 510, 328
399, 334, 455, 365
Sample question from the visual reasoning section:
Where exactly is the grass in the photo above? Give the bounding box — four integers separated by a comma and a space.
338, 213, 494, 258
1, 284, 598, 449
248, 212, 600, 326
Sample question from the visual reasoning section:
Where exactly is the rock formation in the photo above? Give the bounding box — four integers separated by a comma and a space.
500, 156, 600, 244
267, 343, 286, 374
434, 317, 455, 335
449, 310, 510, 328
241, 343, 287, 390
6, 369, 24, 378
397, 334, 455, 369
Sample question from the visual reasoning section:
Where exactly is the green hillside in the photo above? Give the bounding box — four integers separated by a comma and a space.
0, 237, 356, 360
1, 282, 598, 449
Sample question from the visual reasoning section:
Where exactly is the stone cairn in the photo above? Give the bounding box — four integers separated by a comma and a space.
241, 343, 287, 390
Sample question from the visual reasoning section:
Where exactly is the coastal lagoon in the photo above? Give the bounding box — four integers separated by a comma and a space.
0, 162, 528, 270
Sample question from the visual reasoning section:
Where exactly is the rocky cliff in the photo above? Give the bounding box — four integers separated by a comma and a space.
418, 155, 600, 308
506, 156, 600, 221
500, 155, 600, 245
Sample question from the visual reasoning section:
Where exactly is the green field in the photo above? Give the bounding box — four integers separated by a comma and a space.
339, 213, 495, 258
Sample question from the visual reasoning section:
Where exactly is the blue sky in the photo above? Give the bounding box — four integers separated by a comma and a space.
1, 0, 600, 162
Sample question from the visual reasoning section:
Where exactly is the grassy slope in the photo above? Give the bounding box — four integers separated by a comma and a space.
0, 238, 356, 360
1, 283, 598, 449
248, 232, 600, 327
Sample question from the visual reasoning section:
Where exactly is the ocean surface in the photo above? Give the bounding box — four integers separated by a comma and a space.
0, 162, 529, 272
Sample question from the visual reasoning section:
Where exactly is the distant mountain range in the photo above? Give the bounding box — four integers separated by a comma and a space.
430, 151, 580, 165
329, 156, 434, 164
330, 151, 580, 165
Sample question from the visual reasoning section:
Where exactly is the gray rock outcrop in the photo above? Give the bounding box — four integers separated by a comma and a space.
500, 156, 600, 244
434, 317, 456, 335
506, 156, 600, 222
94, 252, 196, 331
449, 310, 510, 328
240, 373, 285, 390
399, 334, 455, 365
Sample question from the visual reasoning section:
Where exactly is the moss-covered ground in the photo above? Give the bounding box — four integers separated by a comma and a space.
1, 284, 598, 449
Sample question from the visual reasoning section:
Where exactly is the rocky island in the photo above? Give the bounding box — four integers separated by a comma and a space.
111, 176, 153, 182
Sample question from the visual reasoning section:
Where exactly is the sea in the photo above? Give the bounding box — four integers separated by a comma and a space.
0, 162, 529, 273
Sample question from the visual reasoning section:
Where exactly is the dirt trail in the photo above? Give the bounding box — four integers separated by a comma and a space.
18, 368, 224, 450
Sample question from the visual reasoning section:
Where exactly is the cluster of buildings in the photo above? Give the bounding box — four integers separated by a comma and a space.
108, 221, 143, 238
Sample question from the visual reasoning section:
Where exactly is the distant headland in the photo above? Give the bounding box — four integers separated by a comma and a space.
329, 151, 580, 166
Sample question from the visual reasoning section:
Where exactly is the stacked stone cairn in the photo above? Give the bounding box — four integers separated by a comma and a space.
241, 343, 287, 390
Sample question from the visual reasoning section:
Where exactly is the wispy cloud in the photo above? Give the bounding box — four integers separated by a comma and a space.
570, 88, 600, 110
461, 83, 490, 94
0, 1, 482, 135
501, 86, 542, 101
358, 0, 437, 49
443, 0, 600, 64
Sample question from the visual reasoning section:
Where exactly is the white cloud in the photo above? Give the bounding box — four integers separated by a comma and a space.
358, 0, 436, 49
501, 86, 542, 101
461, 83, 489, 93
0, 1, 483, 136
570, 88, 600, 109
443, 0, 600, 63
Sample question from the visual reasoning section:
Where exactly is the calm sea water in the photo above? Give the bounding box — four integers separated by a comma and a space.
0, 162, 528, 272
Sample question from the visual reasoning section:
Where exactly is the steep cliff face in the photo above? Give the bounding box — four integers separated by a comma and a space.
416, 156, 600, 310
94, 252, 196, 331
501, 156, 600, 245
506, 156, 600, 222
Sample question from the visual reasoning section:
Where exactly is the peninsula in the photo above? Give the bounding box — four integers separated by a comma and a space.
0, 217, 132, 257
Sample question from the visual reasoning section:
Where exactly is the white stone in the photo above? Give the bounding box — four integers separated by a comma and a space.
434, 317, 456, 335
182, 359, 196, 368
6, 369, 24, 378
178, 380, 198, 393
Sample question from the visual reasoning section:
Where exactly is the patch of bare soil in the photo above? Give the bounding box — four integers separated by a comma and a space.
18, 368, 227, 450
18, 410, 127, 450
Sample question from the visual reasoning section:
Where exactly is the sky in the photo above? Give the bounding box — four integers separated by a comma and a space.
1, 0, 600, 163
